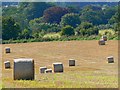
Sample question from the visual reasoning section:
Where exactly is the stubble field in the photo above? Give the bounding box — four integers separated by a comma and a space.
2, 40, 118, 88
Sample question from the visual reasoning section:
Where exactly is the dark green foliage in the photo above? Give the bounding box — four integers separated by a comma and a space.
109, 13, 118, 24
80, 5, 117, 25
75, 22, 99, 36
29, 18, 61, 37
60, 13, 81, 28
0, 16, 2, 39
67, 5, 81, 14
2, 35, 101, 44
115, 4, 120, 33
61, 25, 75, 36
80, 8, 104, 25
2, 6, 18, 16
2, 2, 118, 41
19, 29, 30, 39
2, 2, 54, 32
82, 5, 102, 11
18, 2, 53, 21
2, 17, 20, 40
103, 6, 117, 23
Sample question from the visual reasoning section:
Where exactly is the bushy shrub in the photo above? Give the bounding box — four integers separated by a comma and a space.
75, 22, 99, 36
29, 20, 61, 36
60, 13, 81, 28
61, 25, 75, 36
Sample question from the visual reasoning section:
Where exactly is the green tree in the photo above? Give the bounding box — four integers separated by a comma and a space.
2, 17, 20, 40
0, 16, 2, 39
29, 17, 44, 34
2, 6, 18, 16
19, 29, 30, 39
2, 2, 54, 31
80, 8, 103, 25
60, 13, 81, 28
67, 5, 81, 14
61, 25, 75, 36
109, 12, 118, 24
29, 18, 61, 34
80, 5, 117, 25
18, 2, 53, 21
75, 22, 98, 36
79, 22, 93, 29
114, 4, 120, 32
103, 6, 117, 24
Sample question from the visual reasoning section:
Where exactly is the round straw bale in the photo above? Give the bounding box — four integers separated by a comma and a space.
107, 56, 114, 63
40, 67, 47, 73
4, 61, 10, 69
52, 62, 63, 73
69, 59, 75, 66
13, 58, 34, 80
102, 35, 107, 41
98, 39, 105, 45
5, 47, 10, 53
45, 69, 52, 73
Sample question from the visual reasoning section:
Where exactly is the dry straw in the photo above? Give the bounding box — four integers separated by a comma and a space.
98, 39, 105, 45
69, 59, 75, 66
52, 62, 63, 73
4, 61, 10, 69
45, 69, 52, 73
40, 67, 47, 73
5, 47, 11, 53
107, 56, 114, 63
13, 58, 34, 80
102, 35, 107, 41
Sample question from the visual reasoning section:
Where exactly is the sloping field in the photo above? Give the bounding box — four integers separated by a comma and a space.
2, 40, 118, 88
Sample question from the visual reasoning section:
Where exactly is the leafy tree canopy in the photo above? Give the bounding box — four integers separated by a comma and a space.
43, 6, 70, 24
60, 13, 81, 28
2, 17, 20, 40
61, 25, 75, 36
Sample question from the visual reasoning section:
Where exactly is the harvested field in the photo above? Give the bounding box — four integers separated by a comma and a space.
2, 40, 118, 88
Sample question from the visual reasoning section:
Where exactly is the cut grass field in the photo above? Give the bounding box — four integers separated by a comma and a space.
1, 40, 118, 88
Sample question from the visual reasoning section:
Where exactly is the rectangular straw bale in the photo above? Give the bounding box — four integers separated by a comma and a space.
52, 62, 63, 73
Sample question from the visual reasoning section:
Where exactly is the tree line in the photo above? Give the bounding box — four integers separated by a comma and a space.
2, 2, 118, 41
